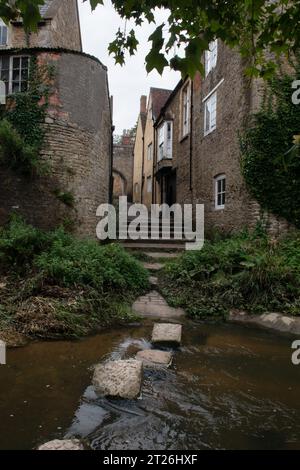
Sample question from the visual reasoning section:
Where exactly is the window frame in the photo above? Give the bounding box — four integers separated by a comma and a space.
0, 55, 30, 95
215, 174, 226, 210
146, 176, 152, 193
181, 83, 190, 138
0, 19, 8, 47
157, 120, 173, 161
205, 39, 218, 77
204, 91, 217, 136
147, 142, 153, 161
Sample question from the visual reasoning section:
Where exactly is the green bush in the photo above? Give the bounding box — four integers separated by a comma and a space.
161, 232, 300, 319
0, 217, 149, 338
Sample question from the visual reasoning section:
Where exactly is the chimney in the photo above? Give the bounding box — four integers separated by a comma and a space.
140, 95, 147, 114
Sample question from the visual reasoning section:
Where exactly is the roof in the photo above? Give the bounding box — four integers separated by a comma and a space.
39, 0, 55, 18
150, 87, 172, 120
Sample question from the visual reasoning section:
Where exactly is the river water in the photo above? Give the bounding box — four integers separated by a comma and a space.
0, 320, 299, 450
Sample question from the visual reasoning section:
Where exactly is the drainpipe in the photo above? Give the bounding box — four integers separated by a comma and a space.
141, 135, 145, 204
109, 124, 115, 204
189, 80, 194, 193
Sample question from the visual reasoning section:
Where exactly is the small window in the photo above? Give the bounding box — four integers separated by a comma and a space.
0, 56, 30, 95
147, 143, 153, 161
205, 39, 218, 76
0, 20, 8, 47
204, 92, 217, 135
134, 183, 139, 193
157, 121, 173, 161
147, 176, 152, 193
215, 175, 226, 210
182, 84, 190, 137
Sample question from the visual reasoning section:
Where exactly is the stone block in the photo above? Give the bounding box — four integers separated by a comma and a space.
92, 359, 143, 399
38, 439, 83, 450
152, 323, 182, 346
136, 349, 173, 368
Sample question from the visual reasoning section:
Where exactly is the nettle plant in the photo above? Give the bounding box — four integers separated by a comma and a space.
0, 57, 55, 176
240, 58, 300, 228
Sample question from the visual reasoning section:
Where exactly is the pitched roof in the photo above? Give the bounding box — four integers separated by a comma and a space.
39, 0, 55, 18
150, 87, 172, 120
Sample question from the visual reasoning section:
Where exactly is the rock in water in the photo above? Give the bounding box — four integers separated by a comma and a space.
152, 323, 182, 346
92, 359, 143, 399
136, 349, 173, 368
38, 439, 83, 450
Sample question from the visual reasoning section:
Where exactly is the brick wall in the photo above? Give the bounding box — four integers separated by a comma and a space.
0, 50, 111, 238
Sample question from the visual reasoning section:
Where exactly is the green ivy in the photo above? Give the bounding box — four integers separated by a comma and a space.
0, 57, 54, 176
240, 59, 300, 228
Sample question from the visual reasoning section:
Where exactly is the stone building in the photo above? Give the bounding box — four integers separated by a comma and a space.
0, 0, 112, 237
113, 130, 135, 202
133, 88, 172, 208
147, 40, 290, 236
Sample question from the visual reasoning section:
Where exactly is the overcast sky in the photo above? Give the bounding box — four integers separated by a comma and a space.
78, 0, 181, 135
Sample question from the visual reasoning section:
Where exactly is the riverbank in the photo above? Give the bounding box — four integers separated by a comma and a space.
0, 217, 149, 345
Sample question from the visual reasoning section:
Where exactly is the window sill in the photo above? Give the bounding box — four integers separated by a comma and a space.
215, 206, 225, 211
179, 133, 190, 143
204, 127, 216, 137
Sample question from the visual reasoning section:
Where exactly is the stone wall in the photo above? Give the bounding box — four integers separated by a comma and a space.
0, 49, 111, 238
113, 137, 134, 201
9, 0, 82, 51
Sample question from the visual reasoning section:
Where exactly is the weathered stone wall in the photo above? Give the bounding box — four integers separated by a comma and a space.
113, 140, 134, 201
0, 50, 111, 238
9, 0, 82, 51
191, 43, 257, 234
132, 113, 145, 203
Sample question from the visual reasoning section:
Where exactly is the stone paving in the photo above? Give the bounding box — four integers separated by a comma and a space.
38, 439, 84, 450
144, 252, 180, 259
142, 262, 164, 271
132, 290, 185, 319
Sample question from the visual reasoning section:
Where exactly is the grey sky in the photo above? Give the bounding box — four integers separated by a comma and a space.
78, 0, 180, 135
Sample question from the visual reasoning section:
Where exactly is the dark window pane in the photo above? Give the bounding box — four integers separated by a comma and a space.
2, 27, 7, 45
21, 68, 28, 80
0, 69, 9, 82
218, 194, 222, 206
12, 81, 20, 93
13, 57, 20, 69
13, 69, 20, 81
0, 56, 9, 70
21, 57, 29, 68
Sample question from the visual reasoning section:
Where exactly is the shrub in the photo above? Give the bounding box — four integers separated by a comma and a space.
161, 232, 300, 318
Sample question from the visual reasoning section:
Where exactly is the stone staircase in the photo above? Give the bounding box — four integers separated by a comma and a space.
117, 214, 190, 251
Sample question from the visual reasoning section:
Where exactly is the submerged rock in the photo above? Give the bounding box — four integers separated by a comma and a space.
92, 359, 143, 399
136, 349, 173, 368
152, 323, 182, 346
38, 439, 84, 450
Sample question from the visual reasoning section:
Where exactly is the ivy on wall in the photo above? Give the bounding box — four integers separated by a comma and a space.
240, 59, 300, 228
0, 57, 55, 176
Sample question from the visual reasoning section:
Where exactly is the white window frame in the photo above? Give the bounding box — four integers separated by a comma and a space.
0, 55, 30, 95
204, 91, 217, 136
215, 174, 226, 210
0, 19, 8, 47
205, 39, 218, 76
147, 176, 152, 193
157, 120, 173, 161
147, 142, 153, 161
181, 83, 190, 137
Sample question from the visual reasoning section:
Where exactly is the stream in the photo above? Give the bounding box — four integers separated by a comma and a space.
0, 320, 299, 450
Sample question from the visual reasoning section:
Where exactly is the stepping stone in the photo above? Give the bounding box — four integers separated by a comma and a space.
152, 323, 182, 346
132, 291, 185, 319
136, 349, 173, 368
144, 252, 179, 259
92, 359, 143, 400
149, 275, 158, 287
38, 439, 83, 450
143, 262, 164, 271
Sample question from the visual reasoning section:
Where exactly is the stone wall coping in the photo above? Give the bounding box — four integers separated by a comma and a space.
0, 47, 107, 71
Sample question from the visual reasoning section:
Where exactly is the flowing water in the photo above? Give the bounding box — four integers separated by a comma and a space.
0, 320, 299, 450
